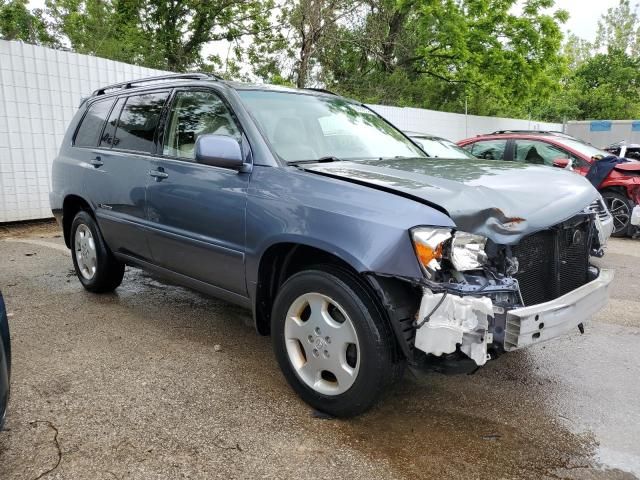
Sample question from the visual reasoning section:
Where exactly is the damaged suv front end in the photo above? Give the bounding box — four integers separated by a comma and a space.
410, 198, 614, 367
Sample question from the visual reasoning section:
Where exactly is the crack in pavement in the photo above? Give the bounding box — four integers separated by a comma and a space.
29, 420, 62, 480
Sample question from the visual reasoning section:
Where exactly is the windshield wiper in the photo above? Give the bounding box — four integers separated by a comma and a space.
288, 156, 342, 165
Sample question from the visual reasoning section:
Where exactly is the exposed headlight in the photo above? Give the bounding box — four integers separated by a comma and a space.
411, 228, 452, 279
451, 232, 488, 271
411, 228, 488, 278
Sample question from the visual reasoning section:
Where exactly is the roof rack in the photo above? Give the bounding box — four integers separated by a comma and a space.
91, 73, 223, 97
303, 87, 338, 96
490, 130, 566, 135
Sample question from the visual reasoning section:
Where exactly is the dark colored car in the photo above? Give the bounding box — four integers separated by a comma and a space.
604, 142, 640, 161
51, 74, 614, 417
405, 132, 477, 160
459, 133, 640, 237
0, 291, 10, 429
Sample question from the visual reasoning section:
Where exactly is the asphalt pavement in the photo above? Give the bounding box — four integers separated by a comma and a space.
0, 221, 638, 479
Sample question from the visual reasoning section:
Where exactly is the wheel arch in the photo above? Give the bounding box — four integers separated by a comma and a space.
252, 241, 420, 361
62, 194, 94, 248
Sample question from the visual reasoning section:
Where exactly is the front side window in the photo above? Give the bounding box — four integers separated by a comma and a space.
113, 92, 169, 153
74, 99, 114, 147
468, 140, 507, 160
163, 90, 240, 160
514, 140, 568, 166
237, 90, 425, 162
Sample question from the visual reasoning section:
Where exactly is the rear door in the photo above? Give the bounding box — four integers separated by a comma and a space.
85, 90, 170, 261
145, 88, 250, 295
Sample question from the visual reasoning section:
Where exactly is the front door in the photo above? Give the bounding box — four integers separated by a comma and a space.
145, 89, 250, 295
84, 90, 170, 261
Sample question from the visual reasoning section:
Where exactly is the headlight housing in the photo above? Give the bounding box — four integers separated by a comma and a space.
451, 231, 488, 271
411, 228, 488, 278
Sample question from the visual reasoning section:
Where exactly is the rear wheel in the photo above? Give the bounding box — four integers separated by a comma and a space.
271, 266, 402, 417
602, 191, 634, 237
70, 211, 125, 293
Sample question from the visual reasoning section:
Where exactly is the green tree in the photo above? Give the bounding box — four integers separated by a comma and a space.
0, 0, 59, 45
306, 0, 569, 118
571, 49, 640, 119
46, 0, 273, 72
595, 0, 640, 55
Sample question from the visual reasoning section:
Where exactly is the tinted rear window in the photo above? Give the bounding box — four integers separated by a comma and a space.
74, 99, 114, 147
113, 92, 170, 153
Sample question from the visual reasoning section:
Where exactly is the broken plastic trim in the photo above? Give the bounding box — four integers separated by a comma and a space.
414, 289, 493, 366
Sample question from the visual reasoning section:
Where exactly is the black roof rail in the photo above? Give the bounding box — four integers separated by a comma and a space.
491, 129, 565, 135
303, 87, 338, 96
91, 73, 223, 96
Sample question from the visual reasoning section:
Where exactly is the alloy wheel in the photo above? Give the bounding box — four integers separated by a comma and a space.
604, 196, 630, 234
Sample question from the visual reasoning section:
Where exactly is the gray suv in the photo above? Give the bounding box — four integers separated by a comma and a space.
51, 73, 614, 417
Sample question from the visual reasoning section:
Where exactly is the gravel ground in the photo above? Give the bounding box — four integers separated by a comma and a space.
0, 222, 638, 479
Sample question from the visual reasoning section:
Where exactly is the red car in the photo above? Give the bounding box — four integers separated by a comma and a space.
459, 132, 640, 236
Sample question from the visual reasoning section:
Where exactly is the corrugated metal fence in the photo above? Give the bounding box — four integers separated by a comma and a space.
565, 120, 640, 148
369, 105, 562, 142
0, 40, 562, 223
0, 40, 165, 222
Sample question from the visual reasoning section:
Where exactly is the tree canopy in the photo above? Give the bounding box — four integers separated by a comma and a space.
1, 0, 639, 121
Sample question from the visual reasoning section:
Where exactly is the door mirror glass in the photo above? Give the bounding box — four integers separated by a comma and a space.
195, 134, 244, 169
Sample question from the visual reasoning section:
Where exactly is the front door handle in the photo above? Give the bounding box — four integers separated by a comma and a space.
90, 156, 103, 168
149, 168, 169, 181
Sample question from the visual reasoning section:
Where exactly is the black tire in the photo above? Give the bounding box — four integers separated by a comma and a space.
70, 211, 125, 293
602, 191, 634, 237
271, 265, 403, 417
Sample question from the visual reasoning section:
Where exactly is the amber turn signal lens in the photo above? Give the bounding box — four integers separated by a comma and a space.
415, 241, 443, 268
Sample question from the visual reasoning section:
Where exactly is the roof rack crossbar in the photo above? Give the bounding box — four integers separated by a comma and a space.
91, 73, 223, 96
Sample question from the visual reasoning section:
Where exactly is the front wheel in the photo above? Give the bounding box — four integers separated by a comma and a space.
271, 266, 402, 417
70, 211, 125, 293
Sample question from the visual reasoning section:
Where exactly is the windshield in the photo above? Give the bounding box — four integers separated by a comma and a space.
237, 90, 425, 162
412, 137, 476, 160
556, 138, 610, 159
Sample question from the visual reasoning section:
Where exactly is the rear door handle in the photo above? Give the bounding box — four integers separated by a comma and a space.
149, 168, 169, 180
90, 156, 103, 168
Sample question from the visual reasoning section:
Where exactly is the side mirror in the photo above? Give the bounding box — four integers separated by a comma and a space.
552, 157, 570, 169
195, 134, 245, 170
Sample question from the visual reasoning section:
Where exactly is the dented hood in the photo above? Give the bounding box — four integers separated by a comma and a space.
302, 157, 599, 244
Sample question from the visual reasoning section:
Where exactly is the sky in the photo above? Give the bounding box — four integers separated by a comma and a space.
553, 0, 620, 40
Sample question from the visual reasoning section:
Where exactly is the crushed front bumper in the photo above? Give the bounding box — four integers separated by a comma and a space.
503, 269, 614, 351
413, 269, 614, 366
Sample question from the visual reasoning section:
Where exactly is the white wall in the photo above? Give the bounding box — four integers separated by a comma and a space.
368, 104, 562, 142
565, 121, 640, 148
0, 40, 166, 222
0, 39, 563, 222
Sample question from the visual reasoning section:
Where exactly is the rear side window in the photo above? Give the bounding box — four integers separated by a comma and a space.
74, 99, 114, 147
113, 92, 170, 153
99, 97, 126, 148
468, 140, 507, 160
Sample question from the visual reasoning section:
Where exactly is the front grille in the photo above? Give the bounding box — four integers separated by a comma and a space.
512, 217, 592, 306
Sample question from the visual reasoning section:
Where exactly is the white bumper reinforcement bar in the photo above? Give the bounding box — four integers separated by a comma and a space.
504, 269, 614, 351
